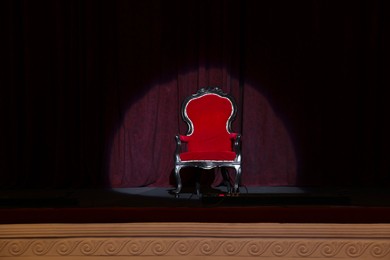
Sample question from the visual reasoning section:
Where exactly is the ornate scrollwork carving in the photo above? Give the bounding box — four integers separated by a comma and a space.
222, 240, 248, 255
102, 240, 126, 255
247, 241, 272, 256
319, 241, 346, 257
370, 243, 390, 258
345, 242, 373, 258
55, 240, 81, 255
126, 240, 151, 255
1, 222, 390, 259
270, 241, 295, 257
198, 240, 223, 255
7, 240, 32, 256
150, 240, 175, 255
174, 240, 199, 255
31, 240, 54, 256
79, 240, 103, 255
295, 242, 321, 257
1, 238, 389, 258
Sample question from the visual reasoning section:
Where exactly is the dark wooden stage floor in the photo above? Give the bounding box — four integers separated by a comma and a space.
1, 186, 390, 224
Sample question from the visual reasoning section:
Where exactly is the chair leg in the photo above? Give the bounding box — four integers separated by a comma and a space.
195, 171, 201, 197
234, 166, 241, 194
173, 166, 182, 197
221, 167, 231, 194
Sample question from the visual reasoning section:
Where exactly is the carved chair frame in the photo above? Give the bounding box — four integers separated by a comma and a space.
173, 87, 242, 197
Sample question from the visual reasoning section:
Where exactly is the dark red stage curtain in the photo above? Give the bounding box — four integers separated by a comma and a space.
1, 0, 389, 189
106, 0, 297, 187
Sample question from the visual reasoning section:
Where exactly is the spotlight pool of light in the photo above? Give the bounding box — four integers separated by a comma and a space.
107, 67, 297, 198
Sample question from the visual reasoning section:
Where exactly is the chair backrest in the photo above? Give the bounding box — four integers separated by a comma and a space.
182, 88, 237, 152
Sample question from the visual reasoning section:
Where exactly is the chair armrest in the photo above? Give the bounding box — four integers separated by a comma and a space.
231, 133, 242, 160
229, 133, 238, 139
174, 135, 188, 162
179, 135, 190, 142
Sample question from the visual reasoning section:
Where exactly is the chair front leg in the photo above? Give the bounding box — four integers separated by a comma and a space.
174, 165, 183, 197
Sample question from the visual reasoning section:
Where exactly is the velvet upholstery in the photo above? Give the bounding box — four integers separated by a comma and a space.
179, 94, 237, 161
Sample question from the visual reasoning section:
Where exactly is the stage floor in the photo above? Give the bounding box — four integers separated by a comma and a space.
1, 186, 390, 208
1, 186, 390, 224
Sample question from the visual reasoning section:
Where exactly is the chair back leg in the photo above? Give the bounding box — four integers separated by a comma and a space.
195, 171, 201, 196
234, 165, 241, 193
221, 167, 232, 194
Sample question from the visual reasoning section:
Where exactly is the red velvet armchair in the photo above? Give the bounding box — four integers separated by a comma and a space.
173, 87, 242, 197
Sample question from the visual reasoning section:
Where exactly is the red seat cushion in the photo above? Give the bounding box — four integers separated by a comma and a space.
180, 151, 236, 161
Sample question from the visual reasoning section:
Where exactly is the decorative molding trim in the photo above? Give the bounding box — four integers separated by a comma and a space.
1, 237, 390, 258
1, 223, 390, 259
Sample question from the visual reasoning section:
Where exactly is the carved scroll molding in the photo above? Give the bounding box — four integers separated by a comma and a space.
1, 223, 390, 259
